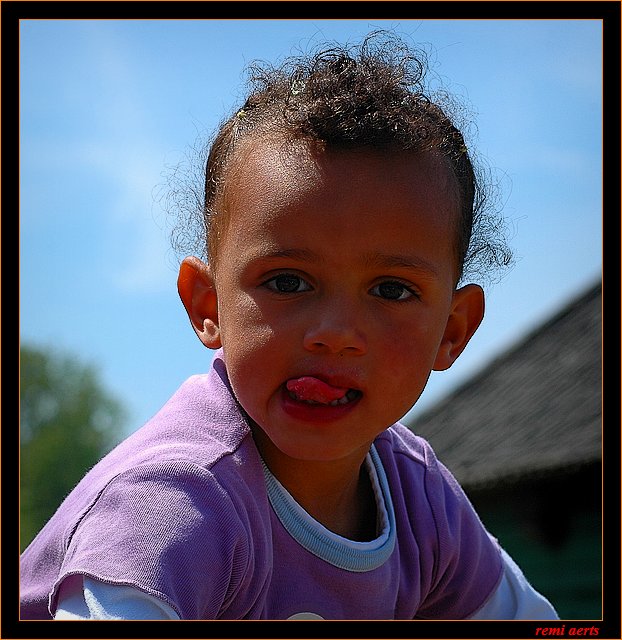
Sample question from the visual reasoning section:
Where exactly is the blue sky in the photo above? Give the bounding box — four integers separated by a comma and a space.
20, 18, 602, 437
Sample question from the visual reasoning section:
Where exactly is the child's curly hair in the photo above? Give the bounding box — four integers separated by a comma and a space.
168, 31, 512, 285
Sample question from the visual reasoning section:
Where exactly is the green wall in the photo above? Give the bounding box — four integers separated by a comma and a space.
468, 464, 601, 620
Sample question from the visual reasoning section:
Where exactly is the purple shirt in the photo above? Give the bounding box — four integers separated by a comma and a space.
20, 351, 502, 620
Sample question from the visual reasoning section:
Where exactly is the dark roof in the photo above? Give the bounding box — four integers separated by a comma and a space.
407, 280, 602, 489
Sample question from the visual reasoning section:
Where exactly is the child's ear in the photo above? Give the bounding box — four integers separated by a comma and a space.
433, 284, 484, 371
177, 256, 222, 350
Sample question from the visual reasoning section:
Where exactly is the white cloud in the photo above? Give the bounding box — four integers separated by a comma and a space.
24, 24, 184, 295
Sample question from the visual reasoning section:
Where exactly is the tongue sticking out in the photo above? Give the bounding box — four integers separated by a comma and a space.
286, 376, 349, 404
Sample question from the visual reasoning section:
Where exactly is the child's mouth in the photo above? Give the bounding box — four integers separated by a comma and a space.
285, 376, 362, 406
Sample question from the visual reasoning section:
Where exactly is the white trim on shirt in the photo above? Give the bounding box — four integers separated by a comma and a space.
54, 574, 180, 620
468, 547, 559, 620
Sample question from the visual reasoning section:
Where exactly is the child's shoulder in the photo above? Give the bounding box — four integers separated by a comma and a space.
67, 364, 259, 518
375, 422, 467, 501
53, 370, 268, 565
377, 422, 441, 468
121, 362, 251, 468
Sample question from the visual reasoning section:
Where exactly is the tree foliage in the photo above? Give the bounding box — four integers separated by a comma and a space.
20, 345, 126, 551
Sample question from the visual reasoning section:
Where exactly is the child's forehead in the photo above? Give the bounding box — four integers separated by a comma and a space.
224, 135, 458, 207
219, 135, 460, 251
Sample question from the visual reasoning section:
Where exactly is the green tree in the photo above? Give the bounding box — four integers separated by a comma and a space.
20, 345, 126, 551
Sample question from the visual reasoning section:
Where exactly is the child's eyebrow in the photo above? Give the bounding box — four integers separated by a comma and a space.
254, 248, 439, 277
255, 248, 319, 263
363, 252, 439, 277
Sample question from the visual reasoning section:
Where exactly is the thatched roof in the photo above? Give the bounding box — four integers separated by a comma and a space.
407, 280, 602, 489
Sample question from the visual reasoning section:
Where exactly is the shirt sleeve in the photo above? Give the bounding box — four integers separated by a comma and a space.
49, 462, 265, 620
413, 453, 505, 619
469, 547, 559, 620
54, 575, 180, 620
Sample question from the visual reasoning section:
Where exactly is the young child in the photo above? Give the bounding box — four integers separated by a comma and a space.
20, 32, 558, 621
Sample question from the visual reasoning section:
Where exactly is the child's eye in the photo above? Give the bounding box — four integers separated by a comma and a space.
370, 281, 417, 301
264, 273, 312, 294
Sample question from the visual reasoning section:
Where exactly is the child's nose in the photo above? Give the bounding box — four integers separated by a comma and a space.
302, 302, 368, 356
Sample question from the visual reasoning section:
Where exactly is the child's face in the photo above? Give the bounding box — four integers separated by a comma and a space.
180, 138, 483, 471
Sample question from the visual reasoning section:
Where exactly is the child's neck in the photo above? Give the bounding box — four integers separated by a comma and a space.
287, 460, 377, 542
254, 432, 377, 541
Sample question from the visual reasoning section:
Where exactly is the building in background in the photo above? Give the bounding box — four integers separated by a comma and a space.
407, 280, 602, 619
